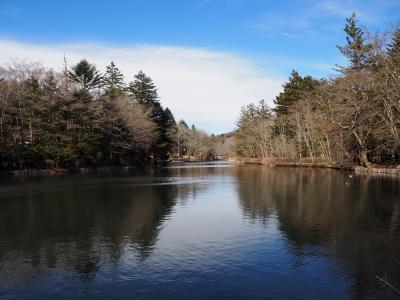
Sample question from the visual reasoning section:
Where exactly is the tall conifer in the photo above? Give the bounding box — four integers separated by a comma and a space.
336, 13, 374, 71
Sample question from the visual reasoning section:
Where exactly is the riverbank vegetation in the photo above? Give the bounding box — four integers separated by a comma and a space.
2, 14, 398, 171
235, 14, 400, 167
0, 59, 230, 171
173, 121, 233, 161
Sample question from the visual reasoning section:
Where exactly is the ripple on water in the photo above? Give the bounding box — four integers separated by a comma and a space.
1, 165, 400, 299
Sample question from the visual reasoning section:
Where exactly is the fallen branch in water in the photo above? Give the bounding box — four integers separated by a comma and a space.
376, 275, 400, 296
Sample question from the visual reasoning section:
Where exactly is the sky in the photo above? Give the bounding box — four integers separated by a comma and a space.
0, 0, 399, 133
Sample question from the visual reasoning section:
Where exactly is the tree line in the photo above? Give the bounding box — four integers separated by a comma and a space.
235, 14, 400, 167
0, 59, 229, 170
173, 121, 233, 161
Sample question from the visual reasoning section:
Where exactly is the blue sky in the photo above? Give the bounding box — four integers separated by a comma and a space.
0, 0, 399, 132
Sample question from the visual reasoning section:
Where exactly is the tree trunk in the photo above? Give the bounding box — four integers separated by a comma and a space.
359, 150, 371, 168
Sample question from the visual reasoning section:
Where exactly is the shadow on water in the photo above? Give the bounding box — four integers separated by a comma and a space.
236, 165, 400, 299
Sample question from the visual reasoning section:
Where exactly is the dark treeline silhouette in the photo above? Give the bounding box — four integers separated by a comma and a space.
235, 14, 400, 167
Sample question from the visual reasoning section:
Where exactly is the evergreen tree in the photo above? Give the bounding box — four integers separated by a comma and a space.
128, 71, 165, 122
161, 108, 176, 145
179, 119, 189, 129
388, 29, 400, 65
162, 107, 176, 129
103, 61, 125, 97
42, 70, 58, 93
128, 71, 158, 109
98, 97, 131, 164
336, 13, 374, 71
26, 75, 40, 92
273, 70, 319, 116
128, 71, 176, 162
68, 59, 103, 91
157, 107, 176, 161
255, 100, 272, 119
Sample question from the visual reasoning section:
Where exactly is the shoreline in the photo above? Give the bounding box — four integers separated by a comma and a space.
1, 166, 147, 179
1, 160, 224, 178
229, 157, 400, 176
4, 158, 400, 178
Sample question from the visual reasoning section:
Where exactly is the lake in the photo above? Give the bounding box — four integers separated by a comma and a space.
0, 162, 399, 299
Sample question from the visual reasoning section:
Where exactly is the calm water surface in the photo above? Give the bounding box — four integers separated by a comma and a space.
0, 162, 399, 299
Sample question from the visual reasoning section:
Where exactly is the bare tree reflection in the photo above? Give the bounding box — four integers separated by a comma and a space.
236, 165, 400, 299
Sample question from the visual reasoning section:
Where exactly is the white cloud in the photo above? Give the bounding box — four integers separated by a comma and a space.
0, 39, 283, 134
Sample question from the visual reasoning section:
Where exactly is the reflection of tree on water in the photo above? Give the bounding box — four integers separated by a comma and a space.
236, 166, 400, 299
0, 171, 210, 282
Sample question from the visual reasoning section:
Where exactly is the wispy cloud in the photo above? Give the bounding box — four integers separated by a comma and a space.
250, 0, 399, 39
0, 39, 284, 133
317, 1, 355, 18
199, 0, 214, 7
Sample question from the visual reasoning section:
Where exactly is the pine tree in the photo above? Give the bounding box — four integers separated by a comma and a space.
68, 59, 103, 91
273, 70, 319, 116
256, 100, 272, 119
162, 107, 176, 129
179, 120, 189, 129
26, 75, 40, 92
157, 107, 176, 161
128, 71, 158, 108
336, 13, 374, 71
388, 29, 400, 65
103, 61, 125, 97
128, 71, 165, 122
161, 107, 176, 146
42, 70, 58, 93
128, 71, 176, 162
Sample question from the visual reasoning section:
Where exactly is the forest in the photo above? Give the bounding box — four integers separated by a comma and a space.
235, 14, 400, 167
0, 59, 231, 170
1, 13, 399, 171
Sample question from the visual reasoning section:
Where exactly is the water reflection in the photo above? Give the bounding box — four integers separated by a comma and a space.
1, 183, 158, 279
0, 163, 399, 299
236, 166, 400, 299
0, 165, 229, 283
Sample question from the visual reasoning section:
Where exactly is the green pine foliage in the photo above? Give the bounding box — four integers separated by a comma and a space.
104, 61, 125, 97
128, 71, 159, 109
0, 60, 180, 170
235, 15, 400, 166
388, 29, 400, 64
273, 70, 320, 117
128, 71, 176, 162
68, 59, 103, 91
336, 13, 374, 71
